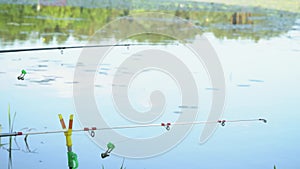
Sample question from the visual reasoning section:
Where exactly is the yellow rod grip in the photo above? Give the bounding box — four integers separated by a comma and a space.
66, 129, 72, 147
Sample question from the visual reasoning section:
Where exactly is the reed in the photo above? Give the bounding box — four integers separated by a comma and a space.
8, 104, 16, 169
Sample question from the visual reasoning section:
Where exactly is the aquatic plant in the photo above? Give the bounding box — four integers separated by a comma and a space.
7, 104, 16, 169
120, 158, 126, 169
0, 124, 5, 147
1, 105, 39, 168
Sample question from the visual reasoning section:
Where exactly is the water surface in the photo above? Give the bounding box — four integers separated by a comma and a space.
0, 1, 299, 169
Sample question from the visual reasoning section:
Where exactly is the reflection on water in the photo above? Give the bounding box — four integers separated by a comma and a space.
237, 84, 251, 87
231, 12, 253, 25
205, 87, 219, 91
248, 79, 264, 83
0, 1, 299, 46
0, 1, 300, 169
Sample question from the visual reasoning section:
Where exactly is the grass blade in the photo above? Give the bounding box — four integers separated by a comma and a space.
8, 104, 11, 132
8, 105, 12, 151
120, 158, 125, 169
24, 134, 30, 152
11, 111, 17, 132
7, 104, 14, 169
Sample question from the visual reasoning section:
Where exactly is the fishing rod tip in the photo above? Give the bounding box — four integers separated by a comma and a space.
259, 118, 267, 123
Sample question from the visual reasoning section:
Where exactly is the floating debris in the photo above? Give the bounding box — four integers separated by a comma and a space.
178, 105, 198, 109
84, 69, 96, 72
37, 60, 49, 63
100, 67, 110, 71
237, 84, 251, 87
27, 68, 47, 72
64, 81, 79, 84
12, 58, 22, 61
99, 71, 108, 75
248, 79, 264, 83
29, 57, 38, 60
15, 84, 27, 87
112, 84, 127, 88
61, 63, 75, 68
99, 63, 111, 66
30, 78, 55, 84
205, 87, 219, 91
37, 65, 48, 68
76, 62, 84, 67
94, 84, 104, 88
178, 105, 189, 109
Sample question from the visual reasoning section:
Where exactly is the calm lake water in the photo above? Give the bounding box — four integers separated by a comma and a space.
0, 1, 300, 169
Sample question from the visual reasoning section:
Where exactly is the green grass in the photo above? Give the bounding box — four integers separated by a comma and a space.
193, 0, 300, 13
0, 104, 18, 168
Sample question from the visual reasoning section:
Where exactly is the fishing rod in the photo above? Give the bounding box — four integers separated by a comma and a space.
0, 118, 267, 138
0, 115, 268, 165
0, 43, 173, 53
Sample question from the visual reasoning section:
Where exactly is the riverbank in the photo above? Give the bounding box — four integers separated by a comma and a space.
193, 0, 300, 13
